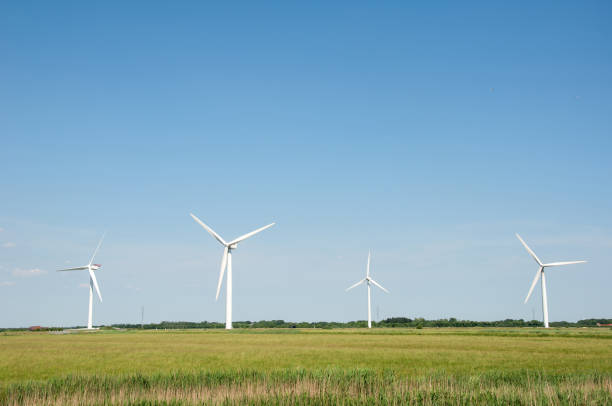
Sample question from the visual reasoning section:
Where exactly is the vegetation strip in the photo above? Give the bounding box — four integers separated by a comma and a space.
4, 317, 611, 332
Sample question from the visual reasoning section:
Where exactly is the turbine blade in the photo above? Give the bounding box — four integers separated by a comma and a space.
516, 234, 542, 266
228, 223, 275, 245
543, 260, 587, 267
88, 233, 106, 266
88, 267, 102, 302
56, 266, 88, 272
367, 251, 371, 277
346, 278, 366, 292
370, 278, 389, 293
215, 247, 229, 301
524, 267, 542, 304
190, 214, 227, 246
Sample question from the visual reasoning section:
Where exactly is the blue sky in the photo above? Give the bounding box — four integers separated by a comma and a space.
1, 2, 610, 327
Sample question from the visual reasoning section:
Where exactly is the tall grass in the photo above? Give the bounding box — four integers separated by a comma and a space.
1, 329, 610, 404
2, 368, 610, 405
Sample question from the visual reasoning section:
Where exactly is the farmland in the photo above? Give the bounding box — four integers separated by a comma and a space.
1, 328, 611, 405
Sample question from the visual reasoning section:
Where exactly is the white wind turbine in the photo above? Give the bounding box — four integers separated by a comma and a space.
190, 213, 274, 330
57, 234, 105, 330
516, 233, 587, 328
346, 251, 389, 328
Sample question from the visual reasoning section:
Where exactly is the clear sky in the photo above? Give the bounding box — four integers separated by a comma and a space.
1, 2, 610, 327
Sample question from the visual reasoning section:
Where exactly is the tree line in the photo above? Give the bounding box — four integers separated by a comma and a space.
109, 317, 612, 330
2, 318, 611, 332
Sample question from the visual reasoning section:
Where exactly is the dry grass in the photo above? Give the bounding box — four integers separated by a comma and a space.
2, 369, 611, 405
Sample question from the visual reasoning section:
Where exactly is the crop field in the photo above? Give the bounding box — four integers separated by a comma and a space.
1, 328, 611, 405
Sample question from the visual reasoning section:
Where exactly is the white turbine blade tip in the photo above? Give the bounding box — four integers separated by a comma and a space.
228, 223, 275, 245
56, 266, 88, 272
346, 279, 365, 291
370, 279, 389, 293
215, 247, 228, 300
516, 233, 542, 266
89, 268, 103, 302
543, 260, 587, 267
524, 267, 541, 304
190, 213, 227, 246
88, 233, 106, 265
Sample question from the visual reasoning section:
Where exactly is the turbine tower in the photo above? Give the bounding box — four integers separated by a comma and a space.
346, 251, 389, 328
190, 213, 274, 330
516, 233, 586, 328
56, 234, 105, 330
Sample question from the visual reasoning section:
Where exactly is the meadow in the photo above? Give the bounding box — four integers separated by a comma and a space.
1, 328, 610, 405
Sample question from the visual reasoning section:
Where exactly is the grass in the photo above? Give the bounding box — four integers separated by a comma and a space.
1, 328, 610, 404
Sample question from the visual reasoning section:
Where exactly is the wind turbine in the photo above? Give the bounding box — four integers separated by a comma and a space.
190, 213, 274, 330
346, 251, 389, 328
57, 234, 105, 330
516, 233, 586, 328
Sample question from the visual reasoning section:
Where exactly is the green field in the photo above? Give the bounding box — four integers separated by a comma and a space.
1, 328, 611, 405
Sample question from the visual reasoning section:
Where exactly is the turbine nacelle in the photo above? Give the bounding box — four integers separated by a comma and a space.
91, 264, 102, 270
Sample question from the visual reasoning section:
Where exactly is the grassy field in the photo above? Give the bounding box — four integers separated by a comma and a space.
1, 328, 610, 405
